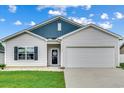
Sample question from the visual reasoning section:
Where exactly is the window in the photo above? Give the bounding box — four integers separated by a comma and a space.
18, 47, 35, 60
18, 47, 26, 60
58, 23, 62, 31
27, 47, 35, 60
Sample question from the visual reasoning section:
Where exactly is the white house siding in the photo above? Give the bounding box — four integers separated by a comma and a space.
61, 27, 120, 68
0, 52, 4, 64
5, 33, 47, 66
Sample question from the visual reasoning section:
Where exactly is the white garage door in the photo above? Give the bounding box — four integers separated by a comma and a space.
66, 47, 115, 68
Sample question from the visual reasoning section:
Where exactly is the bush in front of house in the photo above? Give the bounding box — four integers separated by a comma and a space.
0, 64, 6, 70
120, 63, 124, 69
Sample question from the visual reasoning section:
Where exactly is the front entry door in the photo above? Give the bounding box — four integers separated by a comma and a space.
51, 48, 59, 66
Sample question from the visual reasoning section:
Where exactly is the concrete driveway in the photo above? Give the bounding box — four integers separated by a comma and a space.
64, 68, 124, 88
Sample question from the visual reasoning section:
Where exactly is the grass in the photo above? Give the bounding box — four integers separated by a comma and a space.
116, 63, 124, 69
0, 71, 65, 88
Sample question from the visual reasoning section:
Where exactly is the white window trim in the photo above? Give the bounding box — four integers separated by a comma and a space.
27, 47, 35, 60
17, 47, 35, 60
17, 47, 26, 60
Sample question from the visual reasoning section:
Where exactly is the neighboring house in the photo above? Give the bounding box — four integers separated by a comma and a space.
0, 16, 122, 68
120, 44, 124, 54
0, 43, 4, 64
120, 44, 124, 63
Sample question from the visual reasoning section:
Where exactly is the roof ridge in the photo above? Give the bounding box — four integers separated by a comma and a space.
27, 16, 83, 31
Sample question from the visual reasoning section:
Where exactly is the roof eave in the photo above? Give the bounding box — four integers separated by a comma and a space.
57, 24, 123, 40
0, 30, 26, 42
89, 24, 123, 40
28, 16, 83, 31
0, 30, 47, 42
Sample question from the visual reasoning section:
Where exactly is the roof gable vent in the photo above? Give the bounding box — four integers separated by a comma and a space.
58, 23, 62, 31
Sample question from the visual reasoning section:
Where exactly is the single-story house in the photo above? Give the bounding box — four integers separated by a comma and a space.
0, 16, 122, 68
120, 43, 124, 63
120, 44, 124, 54
0, 43, 4, 64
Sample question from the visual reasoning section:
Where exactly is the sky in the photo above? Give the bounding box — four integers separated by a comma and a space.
0, 5, 124, 39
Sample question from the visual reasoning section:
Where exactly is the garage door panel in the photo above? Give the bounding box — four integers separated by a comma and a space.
66, 47, 115, 67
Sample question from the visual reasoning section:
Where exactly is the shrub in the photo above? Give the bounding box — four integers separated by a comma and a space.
120, 63, 124, 68
0, 64, 6, 70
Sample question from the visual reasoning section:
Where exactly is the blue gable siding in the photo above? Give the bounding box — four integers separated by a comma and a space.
30, 19, 80, 39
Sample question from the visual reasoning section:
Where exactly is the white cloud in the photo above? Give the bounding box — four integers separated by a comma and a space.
112, 18, 115, 20
37, 5, 92, 11
89, 14, 94, 17
36, 5, 92, 16
99, 21, 112, 29
68, 17, 95, 25
26, 21, 36, 26
101, 13, 109, 20
8, 5, 17, 13
114, 12, 124, 19
37, 5, 67, 11
81, 5, 91, 10
37, 5, 67, 16
0, 18, 5, 22
14, 20, 22, 26
37, 5, 51, 11
48, 10, 65, 16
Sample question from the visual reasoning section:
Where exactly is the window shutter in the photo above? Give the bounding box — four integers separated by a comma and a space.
34, 46, 38, 60
14, 47, 18, 60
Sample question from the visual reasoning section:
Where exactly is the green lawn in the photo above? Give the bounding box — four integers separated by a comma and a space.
0, 71, 65, 88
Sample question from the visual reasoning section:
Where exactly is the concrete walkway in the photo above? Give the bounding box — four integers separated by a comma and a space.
64, 68, 124, 88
